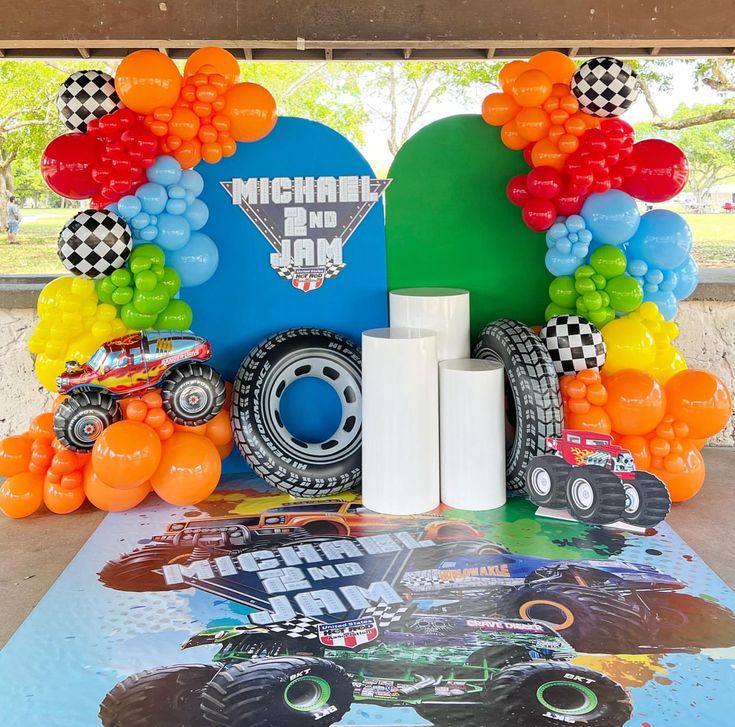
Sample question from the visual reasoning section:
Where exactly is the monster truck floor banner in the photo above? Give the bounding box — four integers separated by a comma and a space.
2, 477, 735, 726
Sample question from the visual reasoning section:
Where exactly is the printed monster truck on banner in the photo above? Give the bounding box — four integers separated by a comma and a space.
222, 175, 390, 291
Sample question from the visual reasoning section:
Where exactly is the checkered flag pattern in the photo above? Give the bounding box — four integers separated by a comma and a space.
258, 616, 321, 640
540, 315, 606, 375
571, 56, 639, 118
324, 261, 346, 279
363, 603, 411, 627
56, 70, 122, 132
58, 209, 132, 279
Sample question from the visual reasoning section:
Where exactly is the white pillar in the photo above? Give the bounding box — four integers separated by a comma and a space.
439, 358, 506, 510
361, 327, 440, 514
389, 288, 470, 362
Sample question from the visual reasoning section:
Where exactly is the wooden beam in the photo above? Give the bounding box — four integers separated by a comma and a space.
241, 47, 253, 61
403, 48, 412, 60
486, 48, 496, 59
77, 47, 90, 59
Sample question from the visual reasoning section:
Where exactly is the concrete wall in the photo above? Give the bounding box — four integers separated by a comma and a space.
0, 299, 732, 445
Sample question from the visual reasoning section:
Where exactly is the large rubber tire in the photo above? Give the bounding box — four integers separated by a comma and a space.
473, 319, 563, 493
161, 361, 226, 426
97, 544, 200, 592
565, 465, 626, 524
99, 664, 217, 727
497, 584, 647, 654
484, 661, 632, 726
53, 390, 121, 452
232, 328, 363, 497
526, 455, 571, 508
621, 471, 671, 527
200, 656, 353, 727
641, 591, 735, 649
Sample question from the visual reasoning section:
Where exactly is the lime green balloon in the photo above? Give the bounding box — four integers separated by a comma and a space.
150, 263, 165, 281
133, 284, 170, 315
95, 277, 116, 304
549, 276, 577, 308
155, 299, 193, 330
575, 265, 595, 279
575, 276, 596, 295
576, 299, 588, 314
599, 291, 611, 308
121, 303, 158, 329
607, 274, 644, 313
159, 267, 181, 297
587, 307, 616, 328
132, 243, 165, 266
110, 268, 132, 288
128, 256, 151, 275
591, 273, 607, 290
545, 302, 575, 321
582, 290, 603, 312
590, 245, 627, 279
111, 286, 134, 306
135, 270, 158, 292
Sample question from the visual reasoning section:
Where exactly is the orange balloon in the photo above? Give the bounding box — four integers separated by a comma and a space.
174, 421, 208, 435
511, 69, 553, 107
515, 107, 551, 142
0, 435, 33, 477
92, 420, 162, 490
125, 399, 148, 422
648, 440, 705, 502
529, 51, 577, 85
481, 93, 520, 126
168, 106, 200, 141
498, 60, 530, 94
616, 435, 652, 470
142, 391, 163, 409
664, 370, 731, 439
604, 369, 667, 435
567, 406, 612, 434
0, 472, 43, 518
44, 477, 85, 514
29, 412, 55, 440
29, 439, 53, 474
531, 138, 566, 170
565, 116, 587, 136
184, 47, 240, 86
115, 50, 182, 114
174, 139, 202, 169
205, 408, 233, 446
691, 437, 708, 450
145, 407, 167, 429
216, 440, 234, 459
151, 432, 221, 506
84, 464, 151, 512
224, 82, 277, 142
224, 381, 233, 408
49, 448, 80, 476
59, 470, 83, 491
202, 142, 223, 164
547, 125, 565, 144
500, 121, 529, 150
560, 94, 580, 114
157, 419, 175, 441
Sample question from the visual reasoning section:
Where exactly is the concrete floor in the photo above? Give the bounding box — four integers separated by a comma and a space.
1, 449, 734, 648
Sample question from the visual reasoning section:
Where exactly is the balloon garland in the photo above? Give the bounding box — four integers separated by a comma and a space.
482, 51, 731, 502
1, 48, 274, 518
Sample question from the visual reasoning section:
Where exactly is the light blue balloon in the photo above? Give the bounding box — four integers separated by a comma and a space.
179, 169, 204, 196
155, 213, 191, 251
184, 199, 210, 231
645, 268, 664, 285
147, 155, 182, 187
566, 215, 586, 233
167, 232, 219, 286
131, 211, 151, 230
168, 184, 187, 199
547, 222, 567, 242
645, 289, 678, 321
166, 197, 188, 215
672, 255, 699, 300
137, 183, 168, 215
626, 209, 692, 270
185, 190, 196, 204
660, 269, 678, 292
581, 190, 640, 246
568, 232, 579, 244
117, 195, 141, 218
106, 202, 119, 215
578, 229, 593, 244
557, 239, 572, 254
571, 242, 588, 258
140, 225, 158, 241
627, 258, 648, 278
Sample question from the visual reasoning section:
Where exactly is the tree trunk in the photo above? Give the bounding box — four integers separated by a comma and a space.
0, 166, 8, 229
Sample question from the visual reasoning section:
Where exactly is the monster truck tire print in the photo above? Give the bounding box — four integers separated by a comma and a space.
466, 643, 534, 670
526, 455, 572, 508
232, 328, 363, 497
97, 544, 198, 591
161, 361, 226, 426
99, 664, 218, 727
484, 661, 632, 726
473, 319, 562, 493
565, 465, 626, 524
54, 390, 122, 452
200, 656, 353, 727
406, 539, 510, 570
621, 471, 672, 527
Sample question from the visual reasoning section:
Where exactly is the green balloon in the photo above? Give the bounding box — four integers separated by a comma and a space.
151, 263, 165, 281
587, 307, 616, 328
95, 276, 116, 304
121, 303, 158, 329
549, 276, 578, 308
607, 274, 644, 313
599, 291, 611, 308
155, 299, 193, 330
133, 284, 170, 315
136, 243, 165, 267
159, 267, 181, 297
576, 298, 588, 314
110, 267, 132, 288
575, 276, 596, 295
135, 270, 158, 292
582, 290, 603, 312
591, 273, 607, 290
590, 245, 627, 279
111, 286, 134, 306
574, 265, 595, 279
128, 255, 152, 275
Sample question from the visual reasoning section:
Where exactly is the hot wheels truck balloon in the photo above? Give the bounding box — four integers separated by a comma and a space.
53, 330, 226, 452
526, 429, 671, 527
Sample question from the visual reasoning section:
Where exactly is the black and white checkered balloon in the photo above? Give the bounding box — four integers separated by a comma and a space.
56, 70, 122, 132
540, 315, 606, 375
58, 210, 132, 279
571, 56, 639, 118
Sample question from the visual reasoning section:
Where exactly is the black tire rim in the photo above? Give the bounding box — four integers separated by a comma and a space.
73, 413, 105, 444
175, 382, 212, 417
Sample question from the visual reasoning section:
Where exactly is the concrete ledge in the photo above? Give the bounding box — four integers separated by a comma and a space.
690, 268, 735, 302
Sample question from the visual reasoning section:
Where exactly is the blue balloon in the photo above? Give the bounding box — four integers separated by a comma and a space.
106, 202, 119, 215
184, 199, 210, 231
580, 190, 640, 246
168, 184, 187, 199
626, 209, 692, 270
167, 232, 219, 286
672, 255, 699, 300
116, 195, 141, 218
627, 258, 648, 278
545, 248, 580, 276
166, 197, 188, 215
147, 155, 182, 187
136, 183, 168, 215
644, 289, 678, 321
140, 225, 158, 241
131, 211, 151, 230
179, 169, 204, 196
155, 213, 191, 251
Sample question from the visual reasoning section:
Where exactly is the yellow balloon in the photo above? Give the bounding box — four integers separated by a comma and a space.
96, 303, 118, 322
66, 336, 100, 363
602, 317, 656, 374
71, 277, 95, 297
650, 346, 688, 384
110, 318, 128, 337
35, 354, 65, 392
36, 277, 72, 318
46, 340, 67, 360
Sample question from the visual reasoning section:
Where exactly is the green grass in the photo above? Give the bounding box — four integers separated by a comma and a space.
0, 207, 733, 275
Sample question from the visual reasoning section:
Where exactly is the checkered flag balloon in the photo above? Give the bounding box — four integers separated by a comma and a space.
58, 209, 132, 279
571, 56, 639, 118
56, 70, 122, 132
540, 315, 606, 375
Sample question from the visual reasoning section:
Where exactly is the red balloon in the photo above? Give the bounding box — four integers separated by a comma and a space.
555, 186, 584, 215
522, 197, 557, 231
506, 175, 529, 206
526, 166, 562, 199
622, 139, 689, 203
41, 133, 103, 199
522, 146, 534, 167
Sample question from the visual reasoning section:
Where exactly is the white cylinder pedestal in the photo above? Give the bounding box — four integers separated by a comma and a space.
362, 328, 440, 514
389, 288, 470, 362
439, 359, 506, 510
